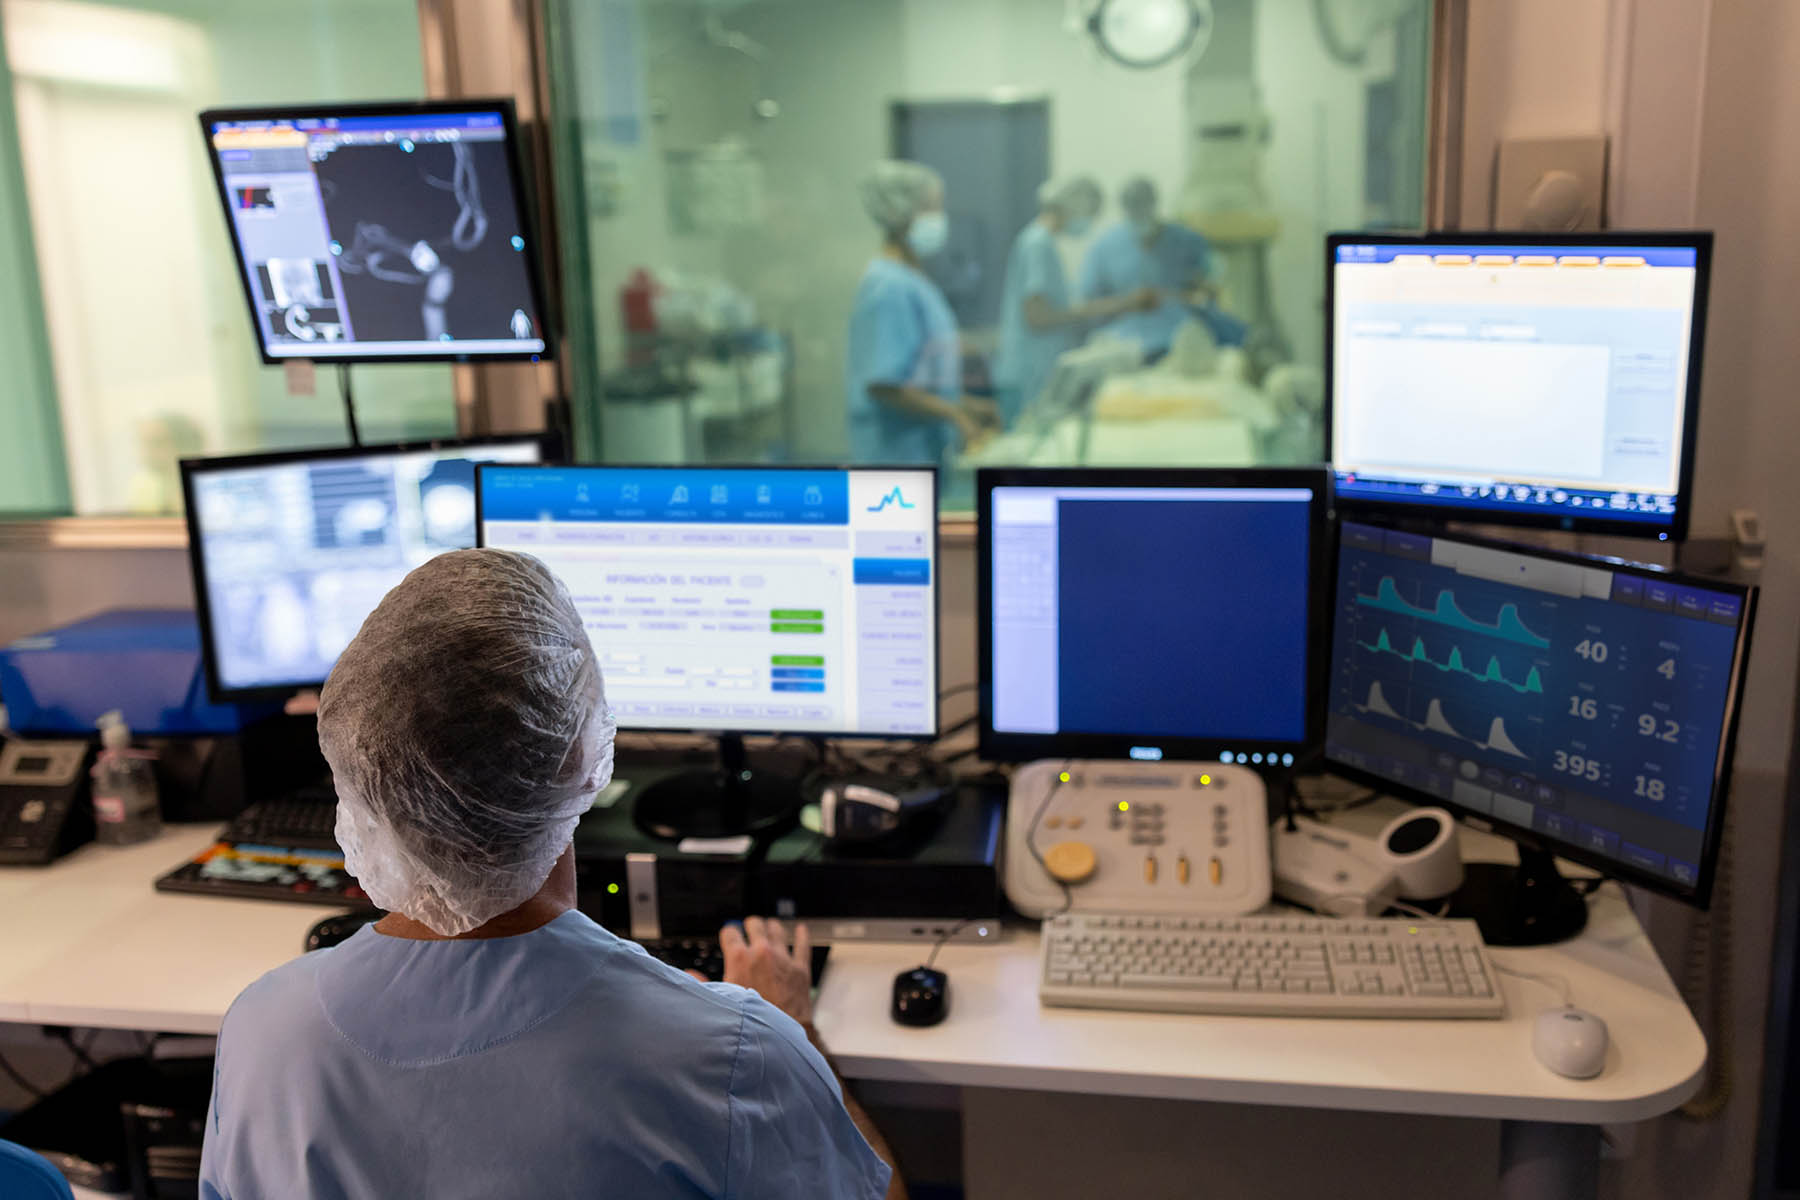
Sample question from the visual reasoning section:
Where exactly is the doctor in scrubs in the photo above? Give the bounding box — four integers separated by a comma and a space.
845, 159, 993, 463
199, 549, 901, 1200
992, 175, 1158, 429
1078, 175, 1247, 357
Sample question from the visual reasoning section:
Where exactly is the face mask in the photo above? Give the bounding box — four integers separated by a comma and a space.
907, 211, 949, 259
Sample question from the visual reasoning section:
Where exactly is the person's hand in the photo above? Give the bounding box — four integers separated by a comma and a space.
963, 396, 1001, 428
949, 409, 984, 449
1129, 285, 1161, 312
720, 916, 814, 1028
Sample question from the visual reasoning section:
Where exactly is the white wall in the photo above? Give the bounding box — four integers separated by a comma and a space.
1457, 5, 1800, 1199
1457, 0, 1615, 229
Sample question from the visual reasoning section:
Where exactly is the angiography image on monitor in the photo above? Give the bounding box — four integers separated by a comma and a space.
182, 438, 546, 700
202, 102, 550, 362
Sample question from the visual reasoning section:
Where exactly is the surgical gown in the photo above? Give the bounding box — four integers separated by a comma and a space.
993, 220, 1077, 429
1077, 221, 1245, 355
845, 257, 962, 464
198, 910, 890, 1200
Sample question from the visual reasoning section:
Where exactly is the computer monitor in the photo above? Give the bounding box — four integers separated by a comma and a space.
183, 436, 551, 701
477, 464, 939, 839
200, 100, 551, 363
978, 467, 1330, 765
1325, 232, 1712, 540
1324, 520, 1756, 942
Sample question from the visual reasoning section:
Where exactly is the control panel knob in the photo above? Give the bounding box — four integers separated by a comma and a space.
1044, 840, 1098, 885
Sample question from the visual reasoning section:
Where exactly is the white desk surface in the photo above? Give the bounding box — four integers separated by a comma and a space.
0, 818, 1704, 1125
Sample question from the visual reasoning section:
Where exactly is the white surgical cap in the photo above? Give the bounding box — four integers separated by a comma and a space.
860, 160, 944, 235
318, 548, 615, 936
1038, 176, 1102, 218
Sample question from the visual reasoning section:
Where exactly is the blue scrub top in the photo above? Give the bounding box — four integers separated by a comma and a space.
993, 220, 1076, 428
845, 256, 961, 464
1078, 221, 1239, 355
199, 911, 890, 1200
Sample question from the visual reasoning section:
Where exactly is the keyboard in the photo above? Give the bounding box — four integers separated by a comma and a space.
637, 936, 831, 986
1039, 911, 1505, 1019
224, 787, 340, 851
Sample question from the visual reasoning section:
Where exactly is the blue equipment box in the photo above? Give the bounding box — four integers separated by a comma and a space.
0, 609, 279, 736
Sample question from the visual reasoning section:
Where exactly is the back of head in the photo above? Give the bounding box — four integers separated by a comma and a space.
860, 159, 943, 236
318, 548, 615, 936
1121, 176, 1159, 225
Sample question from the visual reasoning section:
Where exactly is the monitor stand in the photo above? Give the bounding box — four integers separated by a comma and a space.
1448, 843, 1589, 947
632, 733, 802, 842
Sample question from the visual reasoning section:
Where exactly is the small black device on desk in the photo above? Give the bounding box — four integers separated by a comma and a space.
0, 734, 94, 865
892, 966, 949, 1026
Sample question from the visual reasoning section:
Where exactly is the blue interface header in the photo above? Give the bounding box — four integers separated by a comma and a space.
479, 466, 852, 526
1334, 243, 1699, 268
211, 112, 505, 135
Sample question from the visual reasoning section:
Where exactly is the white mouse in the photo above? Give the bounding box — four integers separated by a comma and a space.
1532, 1007, 1610, 1079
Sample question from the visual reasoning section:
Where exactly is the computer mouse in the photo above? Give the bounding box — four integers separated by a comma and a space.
1532, 1007, 1610, 1079
305, 910, 382, 952
891, 966, 949, 1026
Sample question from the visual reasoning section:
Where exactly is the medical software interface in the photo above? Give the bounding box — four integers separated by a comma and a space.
479, 467, 937, 737
191, 441, 543, 693
206, 110, 545, 358
988, 484, 1314, 755
1331, 243, 1701, 527
1327, 522, 1747, 892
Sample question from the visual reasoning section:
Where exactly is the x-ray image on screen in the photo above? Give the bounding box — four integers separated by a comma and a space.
184, 438, 544, 698
203, 104, 550, 362
318, 139, 531, 344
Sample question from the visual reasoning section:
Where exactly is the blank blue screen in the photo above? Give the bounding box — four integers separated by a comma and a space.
1053, 498, 1312, 741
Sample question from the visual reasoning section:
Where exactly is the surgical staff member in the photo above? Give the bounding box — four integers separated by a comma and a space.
1078, 175, 1247, 357
199, 550, 901, 1200
845, 159, 992, 463
993, 176, 1158, 429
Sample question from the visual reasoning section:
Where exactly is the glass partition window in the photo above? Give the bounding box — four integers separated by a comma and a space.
547, 0, 1433, 506
0, 0, 451, 517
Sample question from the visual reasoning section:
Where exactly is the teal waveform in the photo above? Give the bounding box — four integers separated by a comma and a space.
1356, 628, 1545, 694
1354, 577, 1552, 649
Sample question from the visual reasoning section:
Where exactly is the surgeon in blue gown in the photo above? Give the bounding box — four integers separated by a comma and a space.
992, 176, 1160, 429
845, 159, 995, 463
1078, 176, 1248, 358
199, 550, 899, 1200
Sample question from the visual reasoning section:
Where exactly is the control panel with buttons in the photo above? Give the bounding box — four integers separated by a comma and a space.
1004, 760, 1273, 919
0, 736, 95, 866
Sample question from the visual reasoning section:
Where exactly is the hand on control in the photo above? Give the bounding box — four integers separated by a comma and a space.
721, 916, 815, 1027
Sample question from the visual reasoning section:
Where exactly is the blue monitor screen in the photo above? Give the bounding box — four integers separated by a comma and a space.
1326, 521, 1752, 897
203, 106, 547, 361
478, 465, 938, 738
987, 483, 1317, 760
1328, 239, 1707, 536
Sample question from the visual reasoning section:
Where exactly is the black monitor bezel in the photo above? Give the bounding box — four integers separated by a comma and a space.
475, 461, 943, 743
197, 98, 555, 366
181, 433, 557, 703
1323, 230, 1713, 542
976, 465, 1334, 765
1323, 518, 1757, 909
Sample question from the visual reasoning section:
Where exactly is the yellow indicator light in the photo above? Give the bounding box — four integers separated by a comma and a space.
1059, 771, 1071, 783
1117, 801, 1129, 812
1408, 926, 1419, 934
1200, 774, 1212, 785
607, 883, 621, 895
